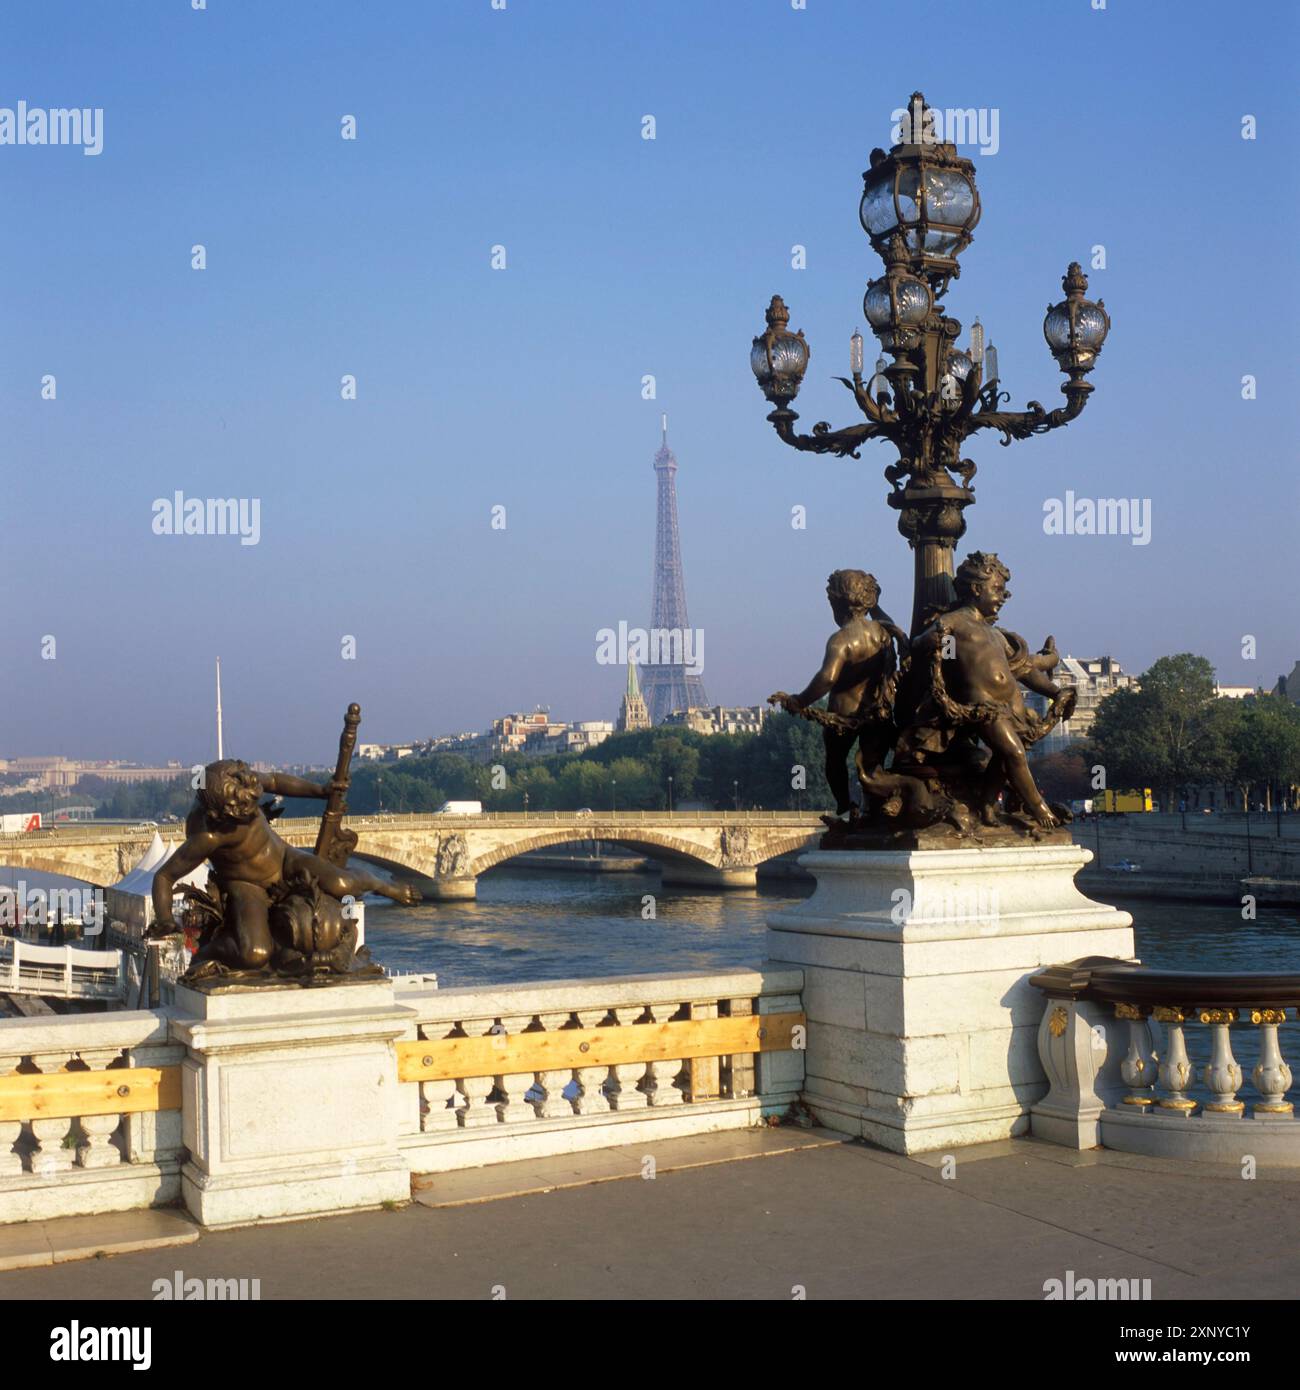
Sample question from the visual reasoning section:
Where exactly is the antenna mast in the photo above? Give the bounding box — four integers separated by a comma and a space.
215, 658, 224, 760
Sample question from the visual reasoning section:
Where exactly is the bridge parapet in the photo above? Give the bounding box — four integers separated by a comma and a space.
397, 966, 805, 1172
0, 1009, 184, 1224
2, 812, 825, 899
1030, 958, 1300, 1164
0, 967, 805, 1228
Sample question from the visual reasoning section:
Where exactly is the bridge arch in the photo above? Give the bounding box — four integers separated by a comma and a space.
0, 847, 136, 888
467, 828, 723, 878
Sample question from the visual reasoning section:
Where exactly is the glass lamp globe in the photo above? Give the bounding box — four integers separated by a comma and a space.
859, 95, 981, 289
1043, 263, 1111, 373
751, 295, 810, 404
863, 235, 933, 348
947, 350, 974, 383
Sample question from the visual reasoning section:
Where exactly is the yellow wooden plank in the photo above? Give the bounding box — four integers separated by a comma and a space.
398, 1012, 805, 1083
688, 1003, 720, 1101
0, 1066, 181, 1122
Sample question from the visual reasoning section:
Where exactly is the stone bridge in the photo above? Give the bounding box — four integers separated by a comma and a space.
0, 811, 824, 899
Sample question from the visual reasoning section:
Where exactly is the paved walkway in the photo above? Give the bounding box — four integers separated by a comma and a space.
2, 1128, 1300, 1301
2, 1132, 1298, 1300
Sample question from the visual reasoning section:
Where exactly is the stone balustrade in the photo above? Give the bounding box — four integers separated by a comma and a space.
0, 967, 804, 1226
393, 967, 806, 1174
0, 1010, 185, 1223
1030, 957, 1300, 1163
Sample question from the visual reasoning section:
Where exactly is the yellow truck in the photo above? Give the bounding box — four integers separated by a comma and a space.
1096, 788, 1154, 814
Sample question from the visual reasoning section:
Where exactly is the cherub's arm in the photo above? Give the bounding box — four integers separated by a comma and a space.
870, 602, 899, 631
792, 632, 850, 709
260, 772, 331, 800
1018, 667, 1061, 698
150, 830, 223, 933
770, 633, 849, 713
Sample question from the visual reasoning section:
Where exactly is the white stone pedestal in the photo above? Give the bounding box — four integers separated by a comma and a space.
171, 979, 414, 1228
766, 844, 1135, 1155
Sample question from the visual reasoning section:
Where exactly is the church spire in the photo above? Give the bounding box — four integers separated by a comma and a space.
618, 658, 651, 732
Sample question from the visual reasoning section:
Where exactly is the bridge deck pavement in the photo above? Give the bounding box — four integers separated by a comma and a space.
1, 1133, 1298, 1300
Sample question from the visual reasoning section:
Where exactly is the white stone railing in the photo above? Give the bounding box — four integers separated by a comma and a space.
393, 967, 806, 1173
1030, 958, 1300, 1164
0, 967, 805, 1227
0, 1010, 185, 1223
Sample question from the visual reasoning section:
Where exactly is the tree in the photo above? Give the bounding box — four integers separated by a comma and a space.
1087, 654, 1234, 809
1232, 695, 1300, 811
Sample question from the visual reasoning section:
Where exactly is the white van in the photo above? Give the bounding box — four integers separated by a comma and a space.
436, 800, 483, 815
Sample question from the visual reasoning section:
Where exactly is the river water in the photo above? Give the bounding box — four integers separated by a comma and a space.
367, 867, 1300, 985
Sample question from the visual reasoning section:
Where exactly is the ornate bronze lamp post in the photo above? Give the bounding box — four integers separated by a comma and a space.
751, 92, 1110, 635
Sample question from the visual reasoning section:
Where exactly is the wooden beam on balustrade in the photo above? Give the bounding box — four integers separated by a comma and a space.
0, 1066, 181, 1122
397, 1012, 806, 1084
687, 1001, 720, 1101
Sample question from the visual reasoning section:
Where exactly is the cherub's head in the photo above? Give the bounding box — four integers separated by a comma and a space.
197, 759, 261, 826
826, 569, 880, 624
954, 551, 1011, 619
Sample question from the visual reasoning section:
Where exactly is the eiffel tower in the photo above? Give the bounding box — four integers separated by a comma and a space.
640, 415, 709, 724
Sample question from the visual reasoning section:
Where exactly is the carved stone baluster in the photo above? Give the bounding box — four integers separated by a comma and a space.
572, 1009, 612, 1115
1153, 1007, 1197, 1113
454, 1021, 499, 1128
607, 1006, 649, 1110
123, 1040, 184, 1166
1200, 1009, 1244, 1115
533, 1012, 577, 1119
27, 1052, 76, 1175
642, 1003, 684, 1107
0, 1054, 23, 1175
722, 998, 755, 1099
417, 1026, 458, 1133
1116, 1004, 1157, 1108
1251, 1009, 1294, 1116
76, 1049, 126, 1167
494, 1014, 536, 1123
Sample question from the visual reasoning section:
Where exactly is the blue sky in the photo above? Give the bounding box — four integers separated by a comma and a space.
1, 0, 1296, 764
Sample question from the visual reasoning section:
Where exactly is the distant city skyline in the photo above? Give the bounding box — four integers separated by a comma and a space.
4, 1, 1296, 764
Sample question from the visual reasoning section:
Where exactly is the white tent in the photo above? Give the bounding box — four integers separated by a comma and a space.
110, 832, 173, 894
105, 836, 211, 936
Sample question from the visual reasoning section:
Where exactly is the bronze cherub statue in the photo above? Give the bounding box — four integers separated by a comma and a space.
768, 569, 908, 829
148, 704, 417, 985
773, 555, 1075, 846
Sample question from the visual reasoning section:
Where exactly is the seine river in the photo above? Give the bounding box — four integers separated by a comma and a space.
366, 867, 1300, 986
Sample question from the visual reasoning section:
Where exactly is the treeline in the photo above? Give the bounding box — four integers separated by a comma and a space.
1037, 654, 1300, 811
332, 716, 827, 814
0, 777, 194, 822
0, 717, 829, 821
8, 655, 1297, 823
